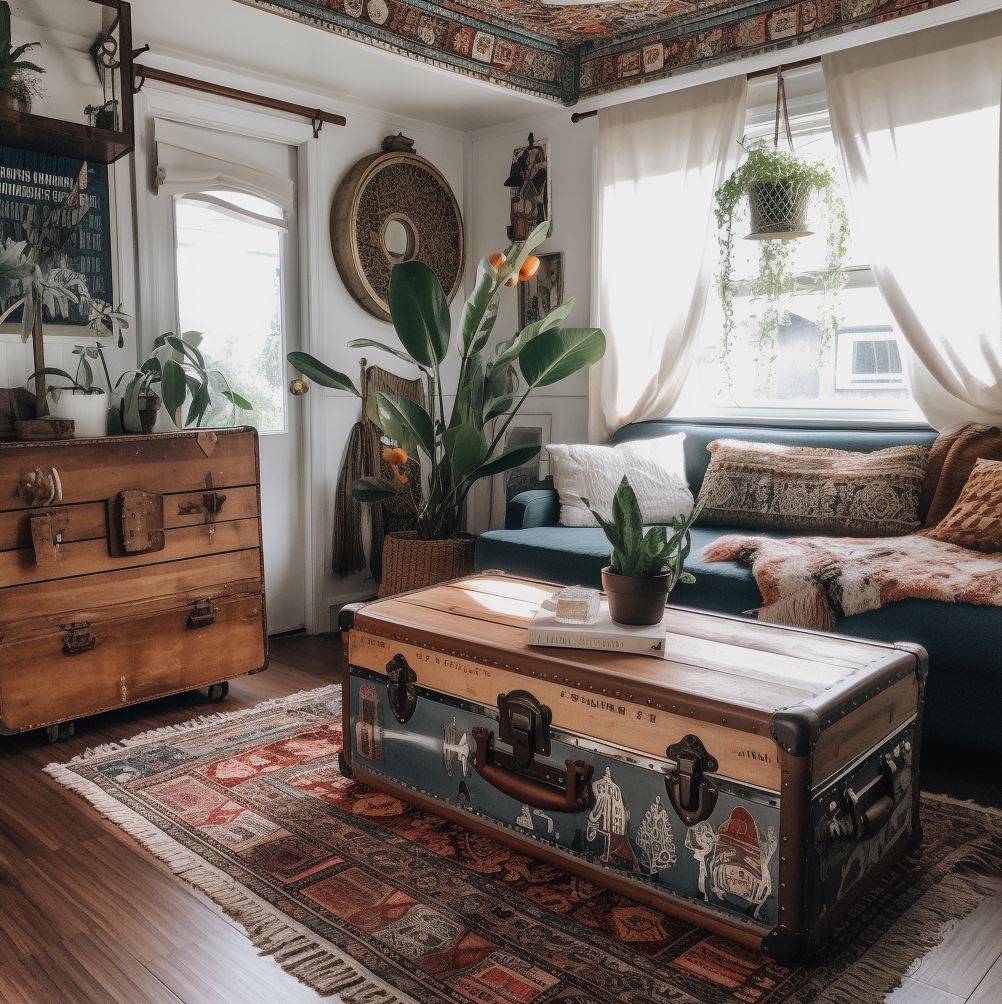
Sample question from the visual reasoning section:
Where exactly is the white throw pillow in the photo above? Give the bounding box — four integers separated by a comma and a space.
547, 434, 693, 528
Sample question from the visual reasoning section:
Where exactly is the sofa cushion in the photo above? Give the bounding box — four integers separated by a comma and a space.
611, 421, 937, 496
921, 458, 1002, 552
696, 439, 930, 536
547, 435, 692, 527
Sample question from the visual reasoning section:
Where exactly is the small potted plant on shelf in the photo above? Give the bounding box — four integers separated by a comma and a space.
714, 137, 849, 379
29, 342, 113, 437
0, 1, 44, 113
288, 222, 606, 596
589, 477, 702, 626
115, 331, 252, 434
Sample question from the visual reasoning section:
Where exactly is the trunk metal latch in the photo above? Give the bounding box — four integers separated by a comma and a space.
62, 622, 96, 656
386, 654, 418, 723
187, 598, 218, 629
665, 734, 719, 826
498, 690, 552, 771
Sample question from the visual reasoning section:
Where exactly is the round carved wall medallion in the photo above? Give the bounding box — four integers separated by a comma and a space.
331, 134, 465, 321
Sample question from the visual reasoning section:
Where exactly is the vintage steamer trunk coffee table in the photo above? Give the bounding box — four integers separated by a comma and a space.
339, 574, 926, 962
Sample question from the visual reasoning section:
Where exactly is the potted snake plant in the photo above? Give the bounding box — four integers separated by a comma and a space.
590, 477, 702, 626
289, 222, 607, 596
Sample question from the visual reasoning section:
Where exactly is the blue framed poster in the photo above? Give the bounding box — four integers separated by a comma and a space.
0, 146, 113, 327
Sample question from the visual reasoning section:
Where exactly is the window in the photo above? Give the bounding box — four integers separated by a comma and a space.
673, 95, 922, 423
173, 190, 287, 433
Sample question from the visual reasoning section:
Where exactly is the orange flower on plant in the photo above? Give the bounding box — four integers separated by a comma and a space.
519, 255, 540, 282
382, 446, 410, 487
487, 251, 506, 271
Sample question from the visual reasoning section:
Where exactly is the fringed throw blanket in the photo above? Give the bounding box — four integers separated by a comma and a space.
704, 534, 1002, 631
333, 363, 424, 582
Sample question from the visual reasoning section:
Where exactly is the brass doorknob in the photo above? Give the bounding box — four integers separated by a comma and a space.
289, 378, 310, 396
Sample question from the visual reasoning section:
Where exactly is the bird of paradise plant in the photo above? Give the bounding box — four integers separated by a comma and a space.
289, 223, 606, 541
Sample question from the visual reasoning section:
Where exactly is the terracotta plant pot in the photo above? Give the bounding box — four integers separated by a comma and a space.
0, 92, 17, 113
378, 531, 476, 598
601, 566, 673, 626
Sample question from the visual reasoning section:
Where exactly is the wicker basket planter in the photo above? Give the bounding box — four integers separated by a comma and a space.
747, 180, 813, 240
378, 531, 476, 598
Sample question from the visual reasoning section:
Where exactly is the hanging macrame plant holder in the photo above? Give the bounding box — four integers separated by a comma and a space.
746, 69, 814, 241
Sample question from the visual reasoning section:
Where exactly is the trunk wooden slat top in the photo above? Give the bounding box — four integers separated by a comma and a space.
0, 430, 267, 735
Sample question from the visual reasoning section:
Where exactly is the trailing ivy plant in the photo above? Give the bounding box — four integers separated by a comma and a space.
714, 138, 850, 381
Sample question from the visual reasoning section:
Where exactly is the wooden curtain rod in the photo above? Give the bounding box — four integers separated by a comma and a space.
133, 64, 347, 134
570, 54, 822, 123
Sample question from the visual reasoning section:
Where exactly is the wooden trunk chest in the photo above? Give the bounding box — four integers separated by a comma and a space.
339, 574, 926, 962
0, 429, 267, 738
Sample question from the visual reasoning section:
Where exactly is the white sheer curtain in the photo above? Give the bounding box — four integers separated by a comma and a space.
589, 76, 747, 443
824, 15, 1002, 434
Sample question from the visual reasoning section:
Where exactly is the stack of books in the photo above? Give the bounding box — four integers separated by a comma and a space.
527, 602, 668, 658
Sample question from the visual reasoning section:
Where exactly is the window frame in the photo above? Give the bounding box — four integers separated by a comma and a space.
171, 189, 292, 436
671, 82, 926, 427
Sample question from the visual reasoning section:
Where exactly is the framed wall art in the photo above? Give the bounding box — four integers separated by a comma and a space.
505, 134, 550, 242
518, 251, 563, 329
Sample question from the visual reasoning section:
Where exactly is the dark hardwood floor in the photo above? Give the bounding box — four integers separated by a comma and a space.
0, 634, 999, 1003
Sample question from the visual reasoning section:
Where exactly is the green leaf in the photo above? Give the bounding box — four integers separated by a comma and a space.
388, 260, 450, 367
181, 330, 203, 348
351, 477, 399, 503
452, 352, 484, 429
484, 395, 516, 421
679, 571, 696, 585
186, 383, 211, 427
222, 389, 253, 411
162, 359, 187, 419
347, 338, 419, 368
374, 392, 433, 458
166, 335, 205, 370
518, 327, 606, 388
287, 352, 359, 395
460, 259, 501, 356
612, 477, 643, 569
501, 221, 551, 285
466, 443, 540, 484
442, 423, 485, 481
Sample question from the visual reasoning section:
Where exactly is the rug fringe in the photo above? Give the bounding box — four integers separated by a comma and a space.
812, 829, 1002, 1004
45, 687, 412, 1004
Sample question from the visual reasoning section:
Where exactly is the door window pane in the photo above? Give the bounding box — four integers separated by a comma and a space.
174, 192, 286, 432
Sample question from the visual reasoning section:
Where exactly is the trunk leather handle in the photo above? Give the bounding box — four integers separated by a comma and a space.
472, 727, 594, 813
847, 757, 899, 838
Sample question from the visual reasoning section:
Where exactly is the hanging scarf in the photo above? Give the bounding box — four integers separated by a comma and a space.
332, 363, 424, 582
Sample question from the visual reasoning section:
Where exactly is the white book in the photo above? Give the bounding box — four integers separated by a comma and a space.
527, 604, 668, 658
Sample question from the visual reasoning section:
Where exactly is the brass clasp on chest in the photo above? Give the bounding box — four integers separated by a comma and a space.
665, 734, 719, 826
386, 654, 417, 723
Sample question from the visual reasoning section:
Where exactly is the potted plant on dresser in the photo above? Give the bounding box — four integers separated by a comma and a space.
289, 223, 606, 596
590, 476, 702, 626
29, 342, 115, 437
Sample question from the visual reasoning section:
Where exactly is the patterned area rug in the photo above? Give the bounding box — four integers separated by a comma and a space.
47, 687, 1002, 1004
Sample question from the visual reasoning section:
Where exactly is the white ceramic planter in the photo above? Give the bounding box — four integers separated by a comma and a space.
49, 390, 109, 437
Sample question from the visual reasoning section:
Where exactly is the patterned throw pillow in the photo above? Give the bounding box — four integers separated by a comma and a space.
696, 439, 930, 536
921, 458, 1002, 552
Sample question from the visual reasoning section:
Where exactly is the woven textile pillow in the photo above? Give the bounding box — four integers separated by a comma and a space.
921, 458, 1002, 552
696, 439, 930, 536
547, 434, 693, 528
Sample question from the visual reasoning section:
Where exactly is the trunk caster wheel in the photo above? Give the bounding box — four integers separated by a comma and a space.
46, 721, 75, 743
204, 682, 229, 702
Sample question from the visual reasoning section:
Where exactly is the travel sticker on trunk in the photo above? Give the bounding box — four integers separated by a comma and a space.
586, 767, 639, 872
355, 683, 385, 761
686, 807, 777, 919
635, 795, 678, 876
442, 717, 471, 778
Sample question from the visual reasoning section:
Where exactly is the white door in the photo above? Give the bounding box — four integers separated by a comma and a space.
171, 146, 306, 633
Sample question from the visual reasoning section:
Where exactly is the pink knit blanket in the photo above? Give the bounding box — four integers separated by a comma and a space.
703, 534, 1002, 630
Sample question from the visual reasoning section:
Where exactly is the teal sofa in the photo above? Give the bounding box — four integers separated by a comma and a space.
475, 421, 1002, 756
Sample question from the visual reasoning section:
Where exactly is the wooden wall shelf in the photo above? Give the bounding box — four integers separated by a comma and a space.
0, 107, 132, 164
1, 1, 135, 165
